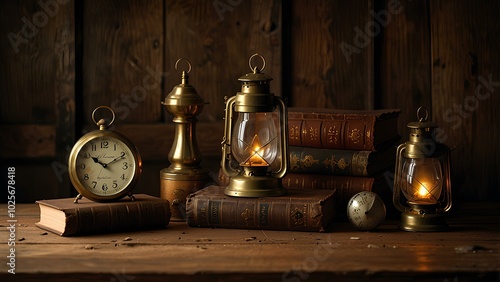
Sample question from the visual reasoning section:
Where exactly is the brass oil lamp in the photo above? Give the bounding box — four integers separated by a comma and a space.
393, 107, 452, 231
161, 58, 210, 221
221, 53, 288, 197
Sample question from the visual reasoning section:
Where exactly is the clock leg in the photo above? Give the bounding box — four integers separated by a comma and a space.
128, 192, 135, 201
74, 194, 83, 203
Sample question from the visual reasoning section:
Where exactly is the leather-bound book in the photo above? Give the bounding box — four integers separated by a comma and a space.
289, 145, 396, 177
36, 194, 171, 236
186, 186, 336, 232
282, 173, 374, 208
288, 108, 400, 151
282, 173, 397, 219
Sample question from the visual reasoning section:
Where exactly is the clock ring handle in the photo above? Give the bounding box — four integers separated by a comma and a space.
92, 106, 116, 129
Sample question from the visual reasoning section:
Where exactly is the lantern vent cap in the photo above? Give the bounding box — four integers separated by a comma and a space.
238, 53, 273, 83
407, 107, 438, 129
162, 58, 205, 107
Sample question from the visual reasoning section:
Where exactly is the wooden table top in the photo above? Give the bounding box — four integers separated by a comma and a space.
1, 202, 498, 281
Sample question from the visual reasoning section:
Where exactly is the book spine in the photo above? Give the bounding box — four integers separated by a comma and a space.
186, 194, 329, 232
289, 146, 370, 176
282, 173, 374, 208
288, 115, 376, 150
73, 201, 169, 235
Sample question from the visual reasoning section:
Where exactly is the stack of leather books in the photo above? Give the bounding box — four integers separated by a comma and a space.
285, 107, 401, 214
191, 107, 401, 232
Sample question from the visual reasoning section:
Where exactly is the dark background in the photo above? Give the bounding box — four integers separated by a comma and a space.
0, 0, 498, 203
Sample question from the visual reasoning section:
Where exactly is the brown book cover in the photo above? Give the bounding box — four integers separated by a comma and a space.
289, 145, 396, 177
36, 194, 171, 236
186, 185, 336, 232
288, 108, 400, 151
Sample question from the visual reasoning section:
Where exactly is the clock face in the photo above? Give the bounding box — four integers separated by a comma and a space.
69, 133, 141, 201
347, 191, 386, 231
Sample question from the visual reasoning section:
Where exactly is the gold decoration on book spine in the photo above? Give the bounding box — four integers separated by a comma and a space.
348, 128, 362, 144
290, 125, 300, 141
326, 126, 339, 145
291, 208, 304, 225
323, 156, 348, 171
240, 209, 253, 224
301, 155, 319, 168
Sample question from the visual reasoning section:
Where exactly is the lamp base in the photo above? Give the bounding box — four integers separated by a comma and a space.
224, 175, 287, 197
400, 212, 449, 232
160, 167, 211, 221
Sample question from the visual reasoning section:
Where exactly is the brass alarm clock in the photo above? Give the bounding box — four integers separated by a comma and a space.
69, 106, 142, 203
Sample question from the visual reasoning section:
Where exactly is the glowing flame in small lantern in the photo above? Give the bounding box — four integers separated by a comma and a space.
411, 178, 441, 204
416, 182, 432, 199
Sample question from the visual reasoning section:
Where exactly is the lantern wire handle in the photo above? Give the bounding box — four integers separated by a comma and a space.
92, 106, 115, 128
175, 58, 192, 74
417, 106, 429, 122
249, 53, 266, 72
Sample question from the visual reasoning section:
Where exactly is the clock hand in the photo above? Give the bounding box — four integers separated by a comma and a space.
105, 152, 126, 166
91, 156, 107, 168
365, 196, 376, 214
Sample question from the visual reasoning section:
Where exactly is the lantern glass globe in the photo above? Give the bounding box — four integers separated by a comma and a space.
401, 157, 443, 205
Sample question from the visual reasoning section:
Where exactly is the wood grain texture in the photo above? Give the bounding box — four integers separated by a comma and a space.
1, 203, 498, 281
82, 0, 164, 124
289, 0, 374, 110
0, 0, 75, 199
430, 0, 500, 200
54, 0, 75, 198
0, 125, 55, 158
164, 0, 282, 122
0, 0, 75, 123
379, 0, 431, 140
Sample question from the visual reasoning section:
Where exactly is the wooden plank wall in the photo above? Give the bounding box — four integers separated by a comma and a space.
379, 0, 431, 140
289, 0, 374, 109
0, 0, 498, 203
429, 0, 500, 200
82, 0, 163, 124
0, 0, 75, 201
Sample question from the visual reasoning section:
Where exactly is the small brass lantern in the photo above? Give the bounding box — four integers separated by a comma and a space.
393, 107, 452, 231
221, 53, 288, 197
161, 58, 210, 221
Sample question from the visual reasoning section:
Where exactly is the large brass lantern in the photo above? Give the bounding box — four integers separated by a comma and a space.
393, 107, 452, 231
221, 54, 288, 197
